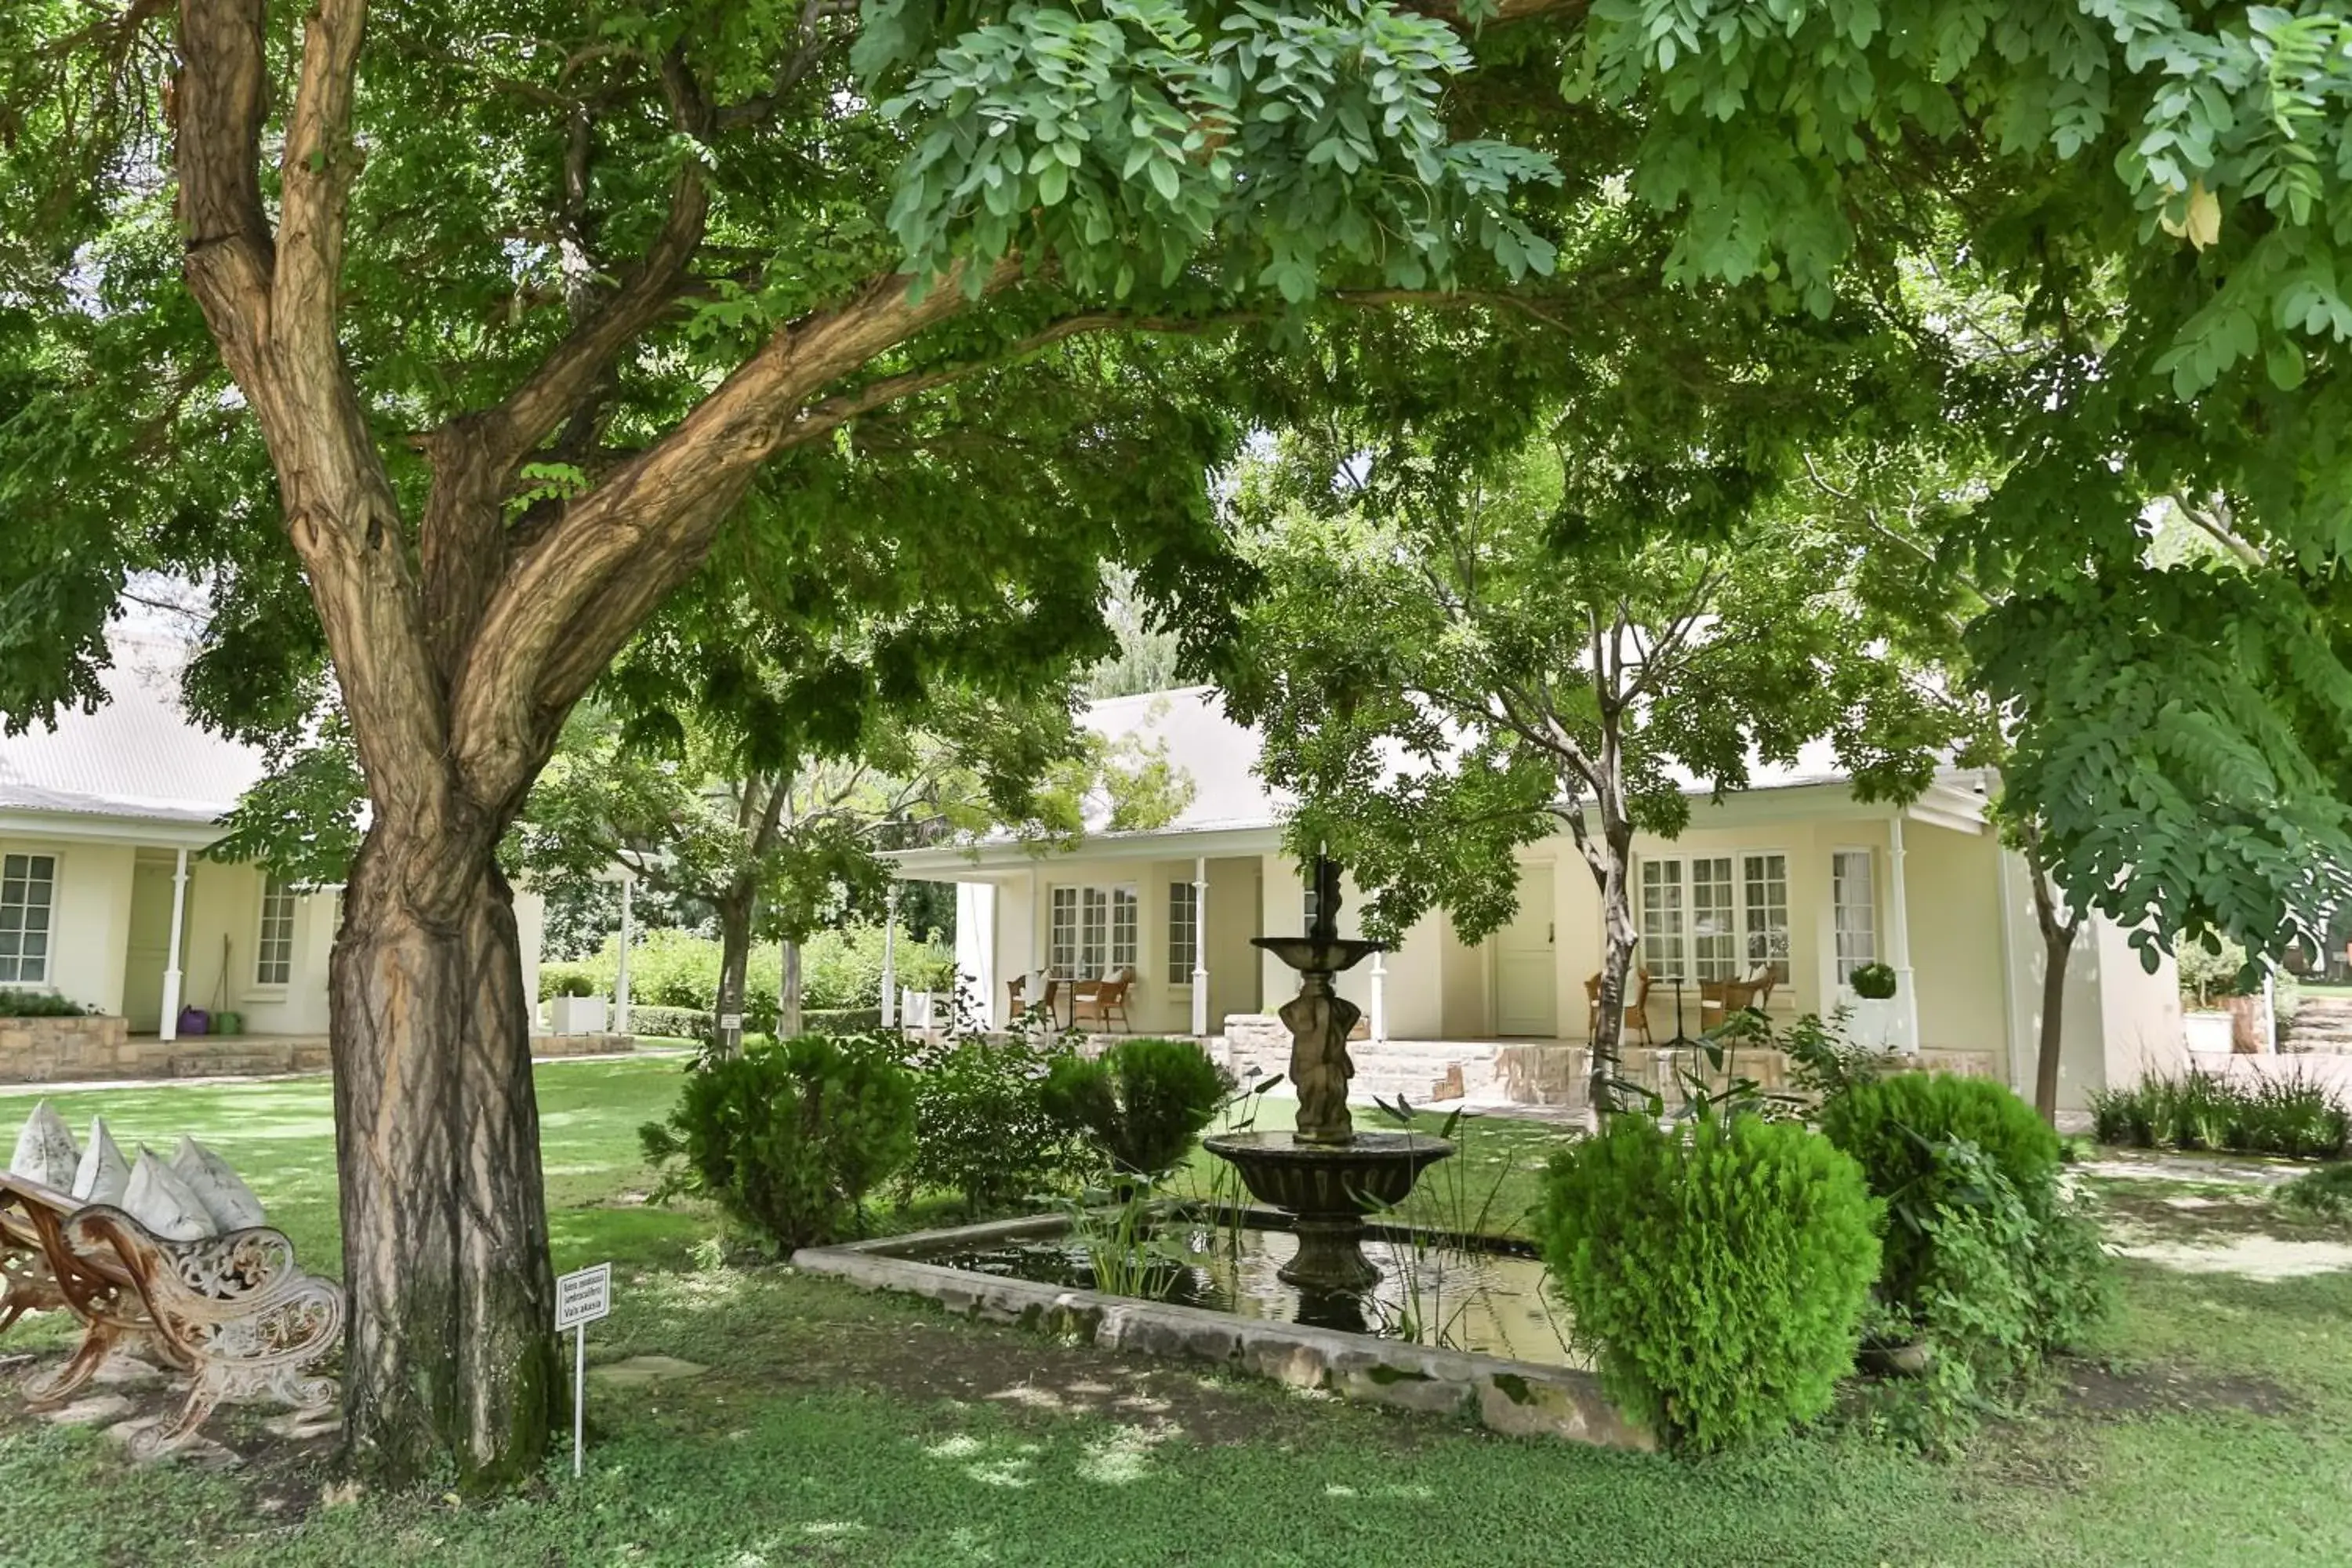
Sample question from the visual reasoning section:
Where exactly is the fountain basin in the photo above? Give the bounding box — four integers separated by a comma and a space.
789, 1207, 1653, 1450
1202, 1130, 1454, 1213
1249, 934, 1385, 975
1203, 1130, 1454, 1290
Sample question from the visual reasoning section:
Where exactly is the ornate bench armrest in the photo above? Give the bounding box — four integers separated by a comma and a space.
64, 1209, 343, 1378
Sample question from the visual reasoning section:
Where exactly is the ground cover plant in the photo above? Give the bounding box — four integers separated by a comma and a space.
2089, 1070, 2351, 1160
5, 1064, 2347, 1564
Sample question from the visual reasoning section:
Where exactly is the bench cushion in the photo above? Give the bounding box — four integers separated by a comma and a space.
171, 1137, 266, 1231
122, 1149, 217, 1241
9, 1102, 78, 1192
71, 1117, 130, 1206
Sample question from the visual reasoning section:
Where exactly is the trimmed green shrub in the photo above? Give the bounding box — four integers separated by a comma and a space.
803, 1007, 884, 1036
1541, 1112, 1882, 1451
640, 1033, 916, 1252
576, 924, 953, 1025
1820, 1073, 2059, 1307
626, 1004, 713, 1043
0, 989, 93, 1018
1043, 1038, 1230, 1182
537, 961, 599, 1001
908, 1036, 1081, 1211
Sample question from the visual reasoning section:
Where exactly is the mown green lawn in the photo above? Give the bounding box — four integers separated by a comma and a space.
2, 1060, 2348, 1566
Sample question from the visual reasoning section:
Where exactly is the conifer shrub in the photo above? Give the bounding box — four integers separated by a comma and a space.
1541, 1112, 1882, 1451
641, 1033, 916, 1252
1043, 1038, 1230, 1183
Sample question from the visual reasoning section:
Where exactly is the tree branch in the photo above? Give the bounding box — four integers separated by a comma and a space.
173, 0, 274, 387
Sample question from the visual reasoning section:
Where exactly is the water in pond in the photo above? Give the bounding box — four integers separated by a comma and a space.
917, 1218, 1582, 1369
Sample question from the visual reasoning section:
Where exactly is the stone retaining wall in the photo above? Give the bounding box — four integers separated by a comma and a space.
0, 1017, 634, 1083
0, 1015, 135, 1082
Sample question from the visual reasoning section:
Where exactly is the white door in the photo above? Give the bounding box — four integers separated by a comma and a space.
1494, 864, 1558, 1036
120, 860, 178, 1033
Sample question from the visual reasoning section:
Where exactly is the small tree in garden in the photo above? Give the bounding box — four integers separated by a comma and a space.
1225, 430, 1950, 1114
1820, 405, 2352, 1121
1044, 1039, 1232, 1187
641, 1033, 918, 1253
517, 641, 1189, 1050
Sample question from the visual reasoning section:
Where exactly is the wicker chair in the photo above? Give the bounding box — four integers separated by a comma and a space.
1071, 967, 1135, 1033
1584, 967, 1654, 1048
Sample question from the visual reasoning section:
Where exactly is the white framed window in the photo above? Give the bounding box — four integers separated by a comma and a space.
1167, 881, 1199, 982
1639, 859, 1686, 981
1832, 849, 1878, 983
1742, 853, 1791, 983
1047, 883, 1138, 978
1641, 851, 1792, 985
0, 853, 58, 985
1049, 887, 1080, 979
255, 875, 297, 987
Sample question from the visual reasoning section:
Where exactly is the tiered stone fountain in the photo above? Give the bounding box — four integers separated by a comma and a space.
1203, 856, 1453, 1292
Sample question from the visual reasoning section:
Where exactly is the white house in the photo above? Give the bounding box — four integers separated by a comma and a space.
0, 644, 547, 1078
890, 688, 2186, 1112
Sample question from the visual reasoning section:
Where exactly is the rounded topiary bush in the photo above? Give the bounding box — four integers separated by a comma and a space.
1541, 1112, 1882, 1451
1819, 1072, 2059, 1304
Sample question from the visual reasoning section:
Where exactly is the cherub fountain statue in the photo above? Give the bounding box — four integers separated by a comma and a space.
1204, 855, 1453, 1291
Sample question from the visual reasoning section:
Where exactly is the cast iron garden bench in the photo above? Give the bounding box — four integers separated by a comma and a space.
0, 1171, 342, 1456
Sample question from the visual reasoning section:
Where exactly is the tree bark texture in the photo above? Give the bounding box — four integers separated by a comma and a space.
1583, 833, 1639, 1120
330, 844, 555, 1486
2034, 924, 2075, 1123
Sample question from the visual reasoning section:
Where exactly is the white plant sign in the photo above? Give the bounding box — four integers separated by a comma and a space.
556, 1262, 612, 1476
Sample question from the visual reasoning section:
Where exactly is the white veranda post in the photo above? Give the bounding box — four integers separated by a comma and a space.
158, 848, 191, 1042
880, 884, 899, 1028
615, 870, 635, 1036
1888, 814, 1918, 1054
1370, 950, 1388, 1046
1190, 857, 1210, 1037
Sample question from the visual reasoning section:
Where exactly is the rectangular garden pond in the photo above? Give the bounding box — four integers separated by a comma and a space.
793, 1205, 1652, 1450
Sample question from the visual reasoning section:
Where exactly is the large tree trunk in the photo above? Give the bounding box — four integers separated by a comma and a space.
171, 0, 1010, 1490
331, 840, 556, 1489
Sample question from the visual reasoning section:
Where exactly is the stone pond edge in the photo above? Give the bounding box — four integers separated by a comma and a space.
790, 1217, 1654, 1453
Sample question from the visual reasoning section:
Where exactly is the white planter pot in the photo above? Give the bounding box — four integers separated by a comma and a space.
548, 995, 608, 1036
1847, 996, 1900, 1052
2183, 1011, 2234, 1054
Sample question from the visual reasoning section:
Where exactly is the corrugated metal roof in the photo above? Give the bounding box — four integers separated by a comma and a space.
0, 643, 266, 825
